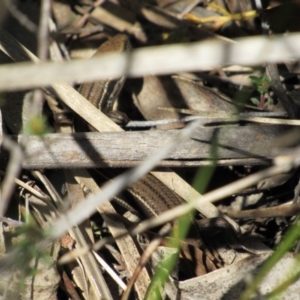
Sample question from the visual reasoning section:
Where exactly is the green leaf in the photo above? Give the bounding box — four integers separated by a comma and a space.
250, 97, 260, 106
258, 86, 267, 93
262, 74, 271, 83
249, 76, 262, 85
23, 115, 52, 135
261, 76, 271, 91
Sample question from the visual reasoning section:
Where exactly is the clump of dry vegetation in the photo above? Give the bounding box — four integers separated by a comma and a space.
1, 0, 300, 299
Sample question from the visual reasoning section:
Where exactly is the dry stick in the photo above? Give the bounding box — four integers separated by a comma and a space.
267, 63, 300, 119
37, 0, 51, 61
0, 170, 50, 202
159, 107, 300, 125
31, 0, 52, 121
16, 126, 277, 169
4, 0, 37, 32
121, 224, 172, 300
177, 0, 202, 18
74, 0, 105, 29
92, 250, 127, 291
2, 31, 300, 91
227, 202, 300, 219
70, 222, 113, 300
61, 271, 81, 300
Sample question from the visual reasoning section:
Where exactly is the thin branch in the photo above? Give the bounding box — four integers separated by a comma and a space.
227, 202, 300, 219
0, 30, 300, 91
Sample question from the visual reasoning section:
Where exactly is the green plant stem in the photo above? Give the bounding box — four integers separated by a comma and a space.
259, 93, 265, 109
240, 218, 300, 300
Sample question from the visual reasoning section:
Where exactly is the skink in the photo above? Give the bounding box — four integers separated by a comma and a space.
78, 34, 130, 114
78, 34, 188, 217
78, 34, 247, 256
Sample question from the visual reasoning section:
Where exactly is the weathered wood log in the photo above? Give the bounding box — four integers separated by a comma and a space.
0, 125, 287, 169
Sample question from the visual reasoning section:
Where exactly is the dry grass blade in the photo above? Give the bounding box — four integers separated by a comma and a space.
92, 250, 127, 291
121, 224, 172, 300
227, 202, 300, 219
0, 30, 300, 91
0, 170, 51, 202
